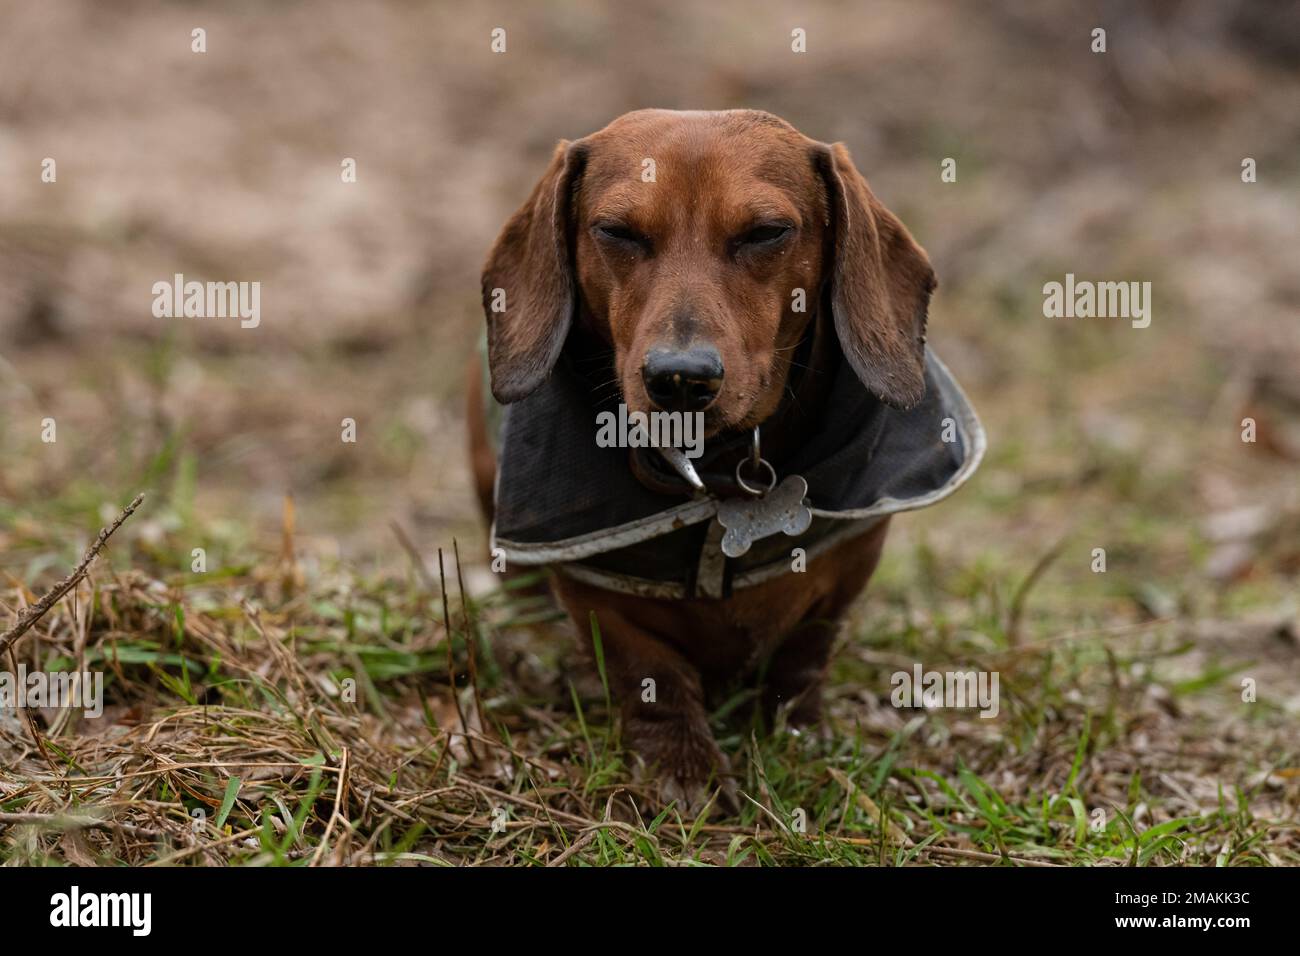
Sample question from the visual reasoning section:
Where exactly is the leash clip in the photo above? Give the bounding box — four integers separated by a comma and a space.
657, 445, 707, 494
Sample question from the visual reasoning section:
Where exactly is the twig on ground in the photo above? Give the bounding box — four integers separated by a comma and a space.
0, 492, 144, 657
0, 811, 159, 840
311, 746, 351, 866
437, 547, 476, 761
827, 766, 914, 847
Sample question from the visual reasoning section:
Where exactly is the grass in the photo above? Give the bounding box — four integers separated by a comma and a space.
0, 473, 1295, 866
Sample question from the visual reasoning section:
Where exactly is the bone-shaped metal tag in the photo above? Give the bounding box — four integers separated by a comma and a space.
717, 474, 813, 558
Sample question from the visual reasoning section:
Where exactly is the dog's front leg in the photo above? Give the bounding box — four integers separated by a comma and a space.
762, 616, 838, 729
553, 579, 729, 811
760, 518, 892, 730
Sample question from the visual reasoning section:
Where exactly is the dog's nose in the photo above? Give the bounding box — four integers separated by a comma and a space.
642, 347, 724, 412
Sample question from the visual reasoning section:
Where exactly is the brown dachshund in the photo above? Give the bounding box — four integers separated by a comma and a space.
469, 109, 981, 808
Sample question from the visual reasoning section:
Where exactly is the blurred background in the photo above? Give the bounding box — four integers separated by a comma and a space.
1, 0, 1296, 597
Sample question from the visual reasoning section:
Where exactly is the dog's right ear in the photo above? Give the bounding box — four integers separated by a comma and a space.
481, 140, 587, 404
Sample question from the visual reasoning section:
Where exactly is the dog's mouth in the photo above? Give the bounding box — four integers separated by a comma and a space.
628, 429, 760, 499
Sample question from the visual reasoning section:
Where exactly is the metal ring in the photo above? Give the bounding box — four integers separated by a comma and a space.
735, 456, 777, 497
749, 426, 762, 471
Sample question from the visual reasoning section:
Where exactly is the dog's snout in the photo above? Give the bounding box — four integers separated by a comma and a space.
642, 347, 724, 412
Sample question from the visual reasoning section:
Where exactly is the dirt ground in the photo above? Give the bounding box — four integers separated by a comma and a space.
0, 1, 1297, 865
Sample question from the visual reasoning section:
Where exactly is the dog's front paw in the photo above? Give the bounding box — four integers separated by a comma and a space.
625, 716, 735, 815
764, 678, 825, 731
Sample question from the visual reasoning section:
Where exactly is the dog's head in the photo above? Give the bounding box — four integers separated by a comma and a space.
482, 109, 935, 432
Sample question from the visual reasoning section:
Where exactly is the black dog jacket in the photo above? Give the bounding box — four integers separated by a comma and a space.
490, 346, 984, 600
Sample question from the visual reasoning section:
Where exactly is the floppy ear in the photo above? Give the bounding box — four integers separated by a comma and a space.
814, 142, 935, 409
481, 140, 587, 404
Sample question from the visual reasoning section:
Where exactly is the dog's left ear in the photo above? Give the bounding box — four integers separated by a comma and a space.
814, 142, 935, 409
481, 140, 588, 404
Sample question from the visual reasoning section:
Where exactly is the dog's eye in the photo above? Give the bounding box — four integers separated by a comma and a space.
735, 223, 792, 249
593, 223, 651, 251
